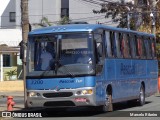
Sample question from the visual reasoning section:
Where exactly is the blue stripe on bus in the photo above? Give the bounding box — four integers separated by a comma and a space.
26, 76, 95, 90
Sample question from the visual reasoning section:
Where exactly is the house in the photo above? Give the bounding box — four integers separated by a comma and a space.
0, 44, 19, 81
0, 29, 22, 81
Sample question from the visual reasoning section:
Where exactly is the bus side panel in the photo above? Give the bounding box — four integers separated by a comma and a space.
146, 60, 158, 96
104, 59, 133, 101
96, 59, 158, 105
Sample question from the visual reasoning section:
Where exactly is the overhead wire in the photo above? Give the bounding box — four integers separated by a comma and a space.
2, 0, 152, 28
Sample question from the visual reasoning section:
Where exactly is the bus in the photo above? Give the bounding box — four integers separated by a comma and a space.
25, 24, 158, 112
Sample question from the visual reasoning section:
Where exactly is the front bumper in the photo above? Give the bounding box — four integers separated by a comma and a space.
27, 87, 96, 108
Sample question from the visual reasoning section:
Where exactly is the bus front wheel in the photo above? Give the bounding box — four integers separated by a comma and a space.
100, 91, 113, 112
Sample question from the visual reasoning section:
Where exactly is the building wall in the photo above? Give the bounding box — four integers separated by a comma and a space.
0, 29, 22, 46
69, 0, 106, 24
16, 0, 61, 29
69, 0, 119, 26
0, 0, 16, 28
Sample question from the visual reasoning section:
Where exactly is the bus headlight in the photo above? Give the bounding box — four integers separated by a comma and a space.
28, 92, 40, 97
76, 89, 93, 95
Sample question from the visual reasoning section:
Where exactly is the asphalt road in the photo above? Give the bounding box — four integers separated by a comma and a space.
1, 95, 160, 120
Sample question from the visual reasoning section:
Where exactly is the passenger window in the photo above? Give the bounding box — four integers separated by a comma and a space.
115, 32, 121, 58
119, 33, 124, 58
148, 39, 153, 59
94, 34, 103, 62
144, 38, 150, 59
130, 35, 136, 58
123, 34, 130, 58
135, 36, 142, 58
141, 37, 146, 59
151, 38, 156, 59
110, 31, 117, 57
105, 31, 112, 57
134, 36, 139, 58
127, 34, 131, 58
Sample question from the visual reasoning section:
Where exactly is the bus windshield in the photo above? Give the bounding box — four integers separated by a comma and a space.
27, 33, 95, 77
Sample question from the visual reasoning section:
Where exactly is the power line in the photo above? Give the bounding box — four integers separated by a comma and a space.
0, 12, 98, 18
80, 0, 153, 9
0, 15, 108, 28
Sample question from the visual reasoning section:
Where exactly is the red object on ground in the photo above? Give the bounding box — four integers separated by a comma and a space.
158, 76, 160, 93
7, 96, 15, 111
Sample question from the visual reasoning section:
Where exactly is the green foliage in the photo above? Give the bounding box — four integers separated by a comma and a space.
93, 0, 134, 28
58, 16, 71, 25
40, 17, 52, 27
5, 69, 17, 77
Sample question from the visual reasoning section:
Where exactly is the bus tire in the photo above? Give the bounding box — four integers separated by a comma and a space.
100, 91, 113, 112
138, 85, 145, 106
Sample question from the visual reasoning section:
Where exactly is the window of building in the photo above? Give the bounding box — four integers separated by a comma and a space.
61, 8, 69, 17
61, 0, 69, 18
9, 12, 16, 22
3, 54, 11, 67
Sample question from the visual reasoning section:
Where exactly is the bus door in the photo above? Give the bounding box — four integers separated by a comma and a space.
93, 30, 106, 104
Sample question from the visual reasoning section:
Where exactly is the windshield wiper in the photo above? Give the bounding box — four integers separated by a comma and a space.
55, 59, 75, 78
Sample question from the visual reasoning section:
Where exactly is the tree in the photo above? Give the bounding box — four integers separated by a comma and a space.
21, 0, 29, 108
93, 0, 135, 29
92, 0, 159, 31
40, 17, 52, 27
58, 16, 71, 25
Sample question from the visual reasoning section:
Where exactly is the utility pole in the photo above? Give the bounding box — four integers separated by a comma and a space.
127, 13, 130, 30
21, 0, 29, 108
150, 12, 156, 35
151, 0, 158, 35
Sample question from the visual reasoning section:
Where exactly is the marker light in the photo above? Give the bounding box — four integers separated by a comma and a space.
76, 89, 93, 95
28, 92, 40, 97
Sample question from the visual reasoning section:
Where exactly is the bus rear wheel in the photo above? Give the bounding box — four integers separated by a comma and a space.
100, 92, 113, 112
138, 85, 145, 106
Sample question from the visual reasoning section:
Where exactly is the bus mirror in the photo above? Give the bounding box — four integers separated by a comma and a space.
96, 64, 103, 74
19, 41, 27, 59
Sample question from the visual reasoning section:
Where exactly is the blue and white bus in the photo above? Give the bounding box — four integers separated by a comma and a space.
25, 24, 158, 112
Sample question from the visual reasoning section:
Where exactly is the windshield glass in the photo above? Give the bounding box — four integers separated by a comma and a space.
27, 33, 95, 77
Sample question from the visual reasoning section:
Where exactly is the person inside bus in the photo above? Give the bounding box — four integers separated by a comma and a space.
40, 43, 54, 70
76, 52, 92, 64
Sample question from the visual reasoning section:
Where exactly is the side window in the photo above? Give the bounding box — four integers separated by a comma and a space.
135, 36, 142, 58
94, 33, 103, 63
105, 31, 112, 57
151, 38, 156, 59
127, 34, 131, 58
115, 32, 121, 58
148, 39, 153, 59
130, 35, 136, 58
141, 37, 146, 59
144, 38, 150, 59
110, 31, 117, 57
119, 33, 124, 58
134, 36, 139, 58
123, 34, 130, 58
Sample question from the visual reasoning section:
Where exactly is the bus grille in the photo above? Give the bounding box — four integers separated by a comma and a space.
44, 101, 75, 107
43, 92, 73, 98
